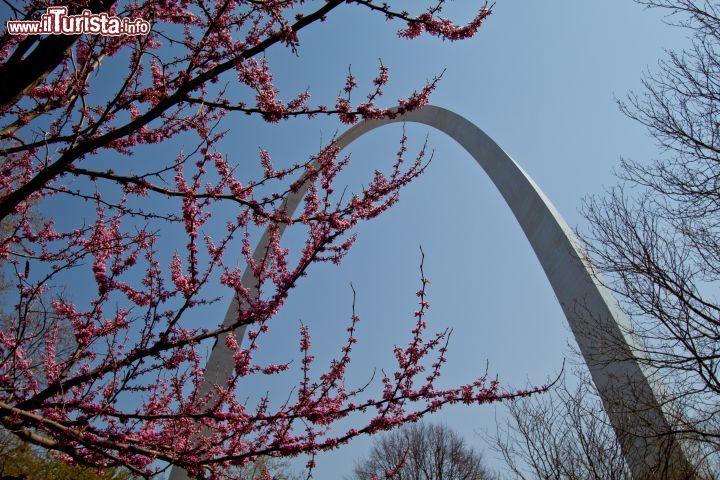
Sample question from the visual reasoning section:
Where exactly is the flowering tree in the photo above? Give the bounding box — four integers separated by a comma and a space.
0, 1, 537, 478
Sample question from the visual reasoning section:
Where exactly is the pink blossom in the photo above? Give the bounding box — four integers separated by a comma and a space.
0, 2, 536, 478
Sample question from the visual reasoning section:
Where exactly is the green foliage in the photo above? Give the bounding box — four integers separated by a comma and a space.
0, 430, 134, 480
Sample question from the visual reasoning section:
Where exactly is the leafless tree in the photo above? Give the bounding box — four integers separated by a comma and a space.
351, 422, 495, 480
227, 457, 298, 480
493, 374, 633, 480
493, 371, 720, 480
581, 0, 720, 459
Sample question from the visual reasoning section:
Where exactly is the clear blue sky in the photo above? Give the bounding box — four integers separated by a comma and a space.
5, 1, 691, 477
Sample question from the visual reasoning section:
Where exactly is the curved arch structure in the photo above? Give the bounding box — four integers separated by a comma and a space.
170, 106, 693, 480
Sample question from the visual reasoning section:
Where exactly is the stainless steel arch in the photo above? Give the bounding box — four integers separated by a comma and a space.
170, 106, 693, 480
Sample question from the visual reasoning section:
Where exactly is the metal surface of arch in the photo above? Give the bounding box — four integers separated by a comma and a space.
170, 106, 692, 480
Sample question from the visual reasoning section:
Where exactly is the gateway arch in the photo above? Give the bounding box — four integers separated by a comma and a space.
171, 106, 693, 480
